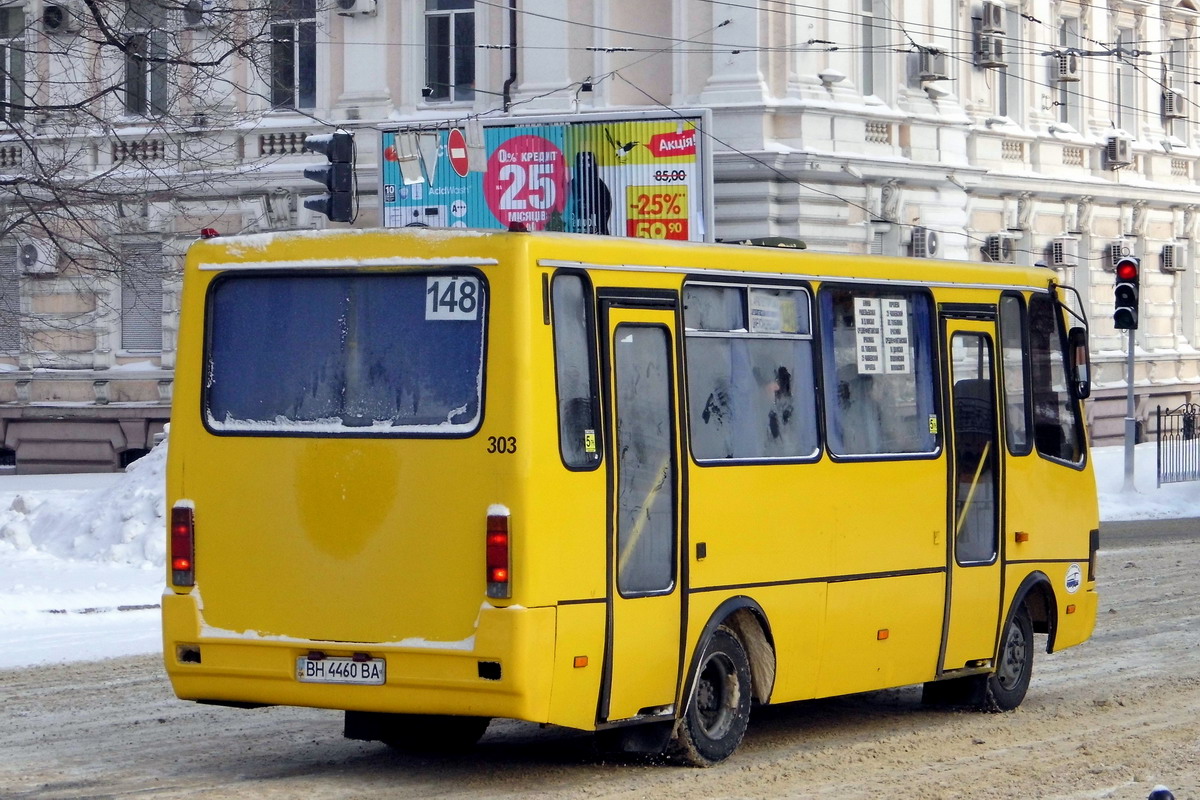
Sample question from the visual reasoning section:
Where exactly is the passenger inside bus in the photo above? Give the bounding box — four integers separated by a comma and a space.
755, 364, 795, 448
835, 365, 884, 455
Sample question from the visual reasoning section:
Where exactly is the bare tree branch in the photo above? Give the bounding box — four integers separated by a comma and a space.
0, 0, 340, 365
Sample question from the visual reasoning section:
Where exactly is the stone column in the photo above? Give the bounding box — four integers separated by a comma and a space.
699, 1, 767, 106
510, 0, 574, 112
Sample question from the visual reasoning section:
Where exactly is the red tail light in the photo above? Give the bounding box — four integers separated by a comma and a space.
486, 513, 511, 599
171, 504, 195, 587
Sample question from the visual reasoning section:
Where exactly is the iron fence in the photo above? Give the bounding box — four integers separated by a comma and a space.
1157, 404, 1200, 487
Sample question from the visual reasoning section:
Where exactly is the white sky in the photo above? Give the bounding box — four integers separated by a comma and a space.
0, 440, 1194, 670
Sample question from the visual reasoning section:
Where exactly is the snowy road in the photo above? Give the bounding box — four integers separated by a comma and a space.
2, 532, 1199, 800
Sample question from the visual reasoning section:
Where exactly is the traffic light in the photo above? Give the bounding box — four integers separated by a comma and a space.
1113, 255, 1140, 330
302, 130, 354, 223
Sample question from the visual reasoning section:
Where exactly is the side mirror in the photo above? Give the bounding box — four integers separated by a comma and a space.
1068, 326, 1091, 400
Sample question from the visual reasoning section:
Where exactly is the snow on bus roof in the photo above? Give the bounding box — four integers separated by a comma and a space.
195, 228, 1054, 290
211, 226, 496, 257
198, 255, 498, 271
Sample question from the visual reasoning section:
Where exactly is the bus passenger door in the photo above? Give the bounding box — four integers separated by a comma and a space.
599, 300, 684, 723
940, 320, 1004, 671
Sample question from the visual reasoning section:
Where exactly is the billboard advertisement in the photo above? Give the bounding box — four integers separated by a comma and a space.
380, 112, 710, 241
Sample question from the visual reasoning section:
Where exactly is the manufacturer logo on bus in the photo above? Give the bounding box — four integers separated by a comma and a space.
1065, 563, 1082, 594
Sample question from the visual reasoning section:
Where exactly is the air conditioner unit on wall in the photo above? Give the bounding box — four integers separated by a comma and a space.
1164, 88, 1186, 120
1107, 240, 1131, 269
984, 234, 1017, 264
1162, 243, 1185, 272
42, 1, 82, 33
17, 239, 59, 274
183, 0, 218, 28
1054, 52, 1080, 82
1106, 135, 1133, 169
918, 48, 948, 81
981, 1, 1005, 33
911, 226, 940, 258
336, 0, 377, 15
1050, 237, 1079, 267
976, 34, 1006, 69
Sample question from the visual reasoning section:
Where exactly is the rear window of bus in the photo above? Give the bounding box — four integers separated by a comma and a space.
204, 271, 486, 436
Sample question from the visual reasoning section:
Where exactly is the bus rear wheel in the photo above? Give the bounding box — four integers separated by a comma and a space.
668, 626, 752, 767
983, 603, 1034, 711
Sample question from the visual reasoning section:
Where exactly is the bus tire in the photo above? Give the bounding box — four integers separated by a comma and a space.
668, 626, 752, 767
983, 603, 1034, 711
375, 713, 491, 753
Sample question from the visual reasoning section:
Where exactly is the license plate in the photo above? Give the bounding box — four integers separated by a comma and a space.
296, 656, 386, 685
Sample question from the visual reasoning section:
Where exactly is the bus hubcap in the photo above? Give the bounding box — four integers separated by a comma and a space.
997, 622, 1027, 689
696, 653, 737, 738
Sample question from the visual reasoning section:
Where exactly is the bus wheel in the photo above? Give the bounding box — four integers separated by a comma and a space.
668, 626, 752, 766
984, 603, 1034, 711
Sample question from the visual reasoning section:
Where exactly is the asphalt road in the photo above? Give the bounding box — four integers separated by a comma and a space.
2, 517, 1200, 799
1101, 517, 1199, 547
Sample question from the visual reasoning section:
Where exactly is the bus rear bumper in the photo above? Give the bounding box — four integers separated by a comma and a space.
162, 592, 558, 724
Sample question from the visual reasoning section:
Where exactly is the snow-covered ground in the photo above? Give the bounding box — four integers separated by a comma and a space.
0, 445, 165, 670
0, 440, 1195, 670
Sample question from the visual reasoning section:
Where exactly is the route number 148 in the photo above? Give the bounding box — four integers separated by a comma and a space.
425, 276, 481, 321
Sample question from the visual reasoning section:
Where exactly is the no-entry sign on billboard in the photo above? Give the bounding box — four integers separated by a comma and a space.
380, 112, 711, 241
446, 128, 469, 178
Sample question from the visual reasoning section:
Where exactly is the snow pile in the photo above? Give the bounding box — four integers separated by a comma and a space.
1093, 442, 1200, 522
0, 445, 167, 668
0, 440, 166, 567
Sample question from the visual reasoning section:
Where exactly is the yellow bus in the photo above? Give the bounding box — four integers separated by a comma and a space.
162, 227, 1099, 765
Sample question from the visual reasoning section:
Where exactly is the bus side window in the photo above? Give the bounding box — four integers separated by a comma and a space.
551, 273, 602, 469
1028, 294, 1085, 465
820, 288, 938, 458
999, 294, 1032, 455
684, 283, 819, 462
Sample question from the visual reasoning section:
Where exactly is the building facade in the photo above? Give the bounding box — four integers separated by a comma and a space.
0, 0, 1197, 471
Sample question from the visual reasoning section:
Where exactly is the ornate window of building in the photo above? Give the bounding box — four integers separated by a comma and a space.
996, 6, 1022, 124
424, 0, 474, 103
269, 0, 317, 110
0, 6, 25, 123
1114, 26, 1138, 133
1057, 16, 1082, 129
1166, 37, 1190, 139
123, 1, 169, 117
120, 243, 165, 353
0, 242, 18, 352
858, 0, 890, 101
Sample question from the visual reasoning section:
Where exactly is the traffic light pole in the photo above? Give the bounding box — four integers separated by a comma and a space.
1124, 327, 1136, 491
1112, 255, 1140, 492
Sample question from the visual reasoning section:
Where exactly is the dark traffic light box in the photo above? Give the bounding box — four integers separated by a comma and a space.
303, 131, 355, 223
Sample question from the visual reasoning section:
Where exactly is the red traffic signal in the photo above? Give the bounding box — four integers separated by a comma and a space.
1113, 256, 1140, 330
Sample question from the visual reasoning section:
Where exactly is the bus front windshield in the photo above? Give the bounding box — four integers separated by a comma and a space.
205, 271, 486, 436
